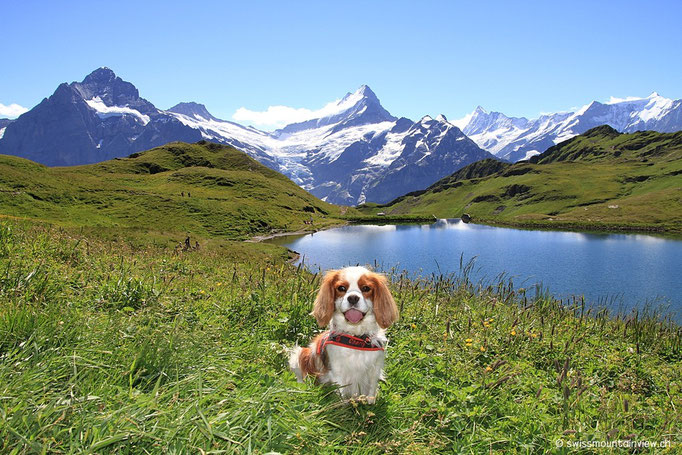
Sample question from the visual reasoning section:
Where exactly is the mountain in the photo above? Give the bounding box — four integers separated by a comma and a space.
0, 119, 12, 139
361, 126, 682, 233
456, 93, 682, 162
0, 141, 346, 239
0, 68, 495, 205
355, 115, 493, 203
0, 68, 205, 166
168, 84, 495, 204
272, 85, 396, 135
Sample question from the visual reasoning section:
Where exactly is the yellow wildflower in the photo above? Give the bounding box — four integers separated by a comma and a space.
511, 330, 517, 336
411, 323, 417, 329
480, 346, 486, 352
465, 338, 473, 343
199, 290, 206, 295
485, 366, 492, 372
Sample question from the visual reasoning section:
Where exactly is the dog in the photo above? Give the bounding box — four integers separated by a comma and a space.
289, 266, 398, 403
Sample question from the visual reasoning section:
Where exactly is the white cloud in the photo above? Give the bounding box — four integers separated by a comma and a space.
0, 103, 29, 118
232, 105, 326, 129
451, 111, 474, 129
606, 96, 643, 105
232, 90, 364, 130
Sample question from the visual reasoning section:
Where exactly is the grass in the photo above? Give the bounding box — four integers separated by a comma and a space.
0, 137, 680, 452
0, 141, 351, 243
0, 220, 680, 453
358, 127, 682, 234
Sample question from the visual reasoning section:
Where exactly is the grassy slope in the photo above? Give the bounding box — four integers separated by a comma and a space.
0, 141, 350, 243
0, 221, 680, 453
359, 127, 682, 233
0, 139, 680, 452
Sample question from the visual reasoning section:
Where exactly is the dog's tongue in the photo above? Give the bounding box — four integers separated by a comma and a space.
344, 309, 365, 324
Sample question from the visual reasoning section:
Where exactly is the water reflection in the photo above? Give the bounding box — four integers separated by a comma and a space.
270, 220, 681, 320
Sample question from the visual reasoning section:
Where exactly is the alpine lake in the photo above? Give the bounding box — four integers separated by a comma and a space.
268, 219, 682, 321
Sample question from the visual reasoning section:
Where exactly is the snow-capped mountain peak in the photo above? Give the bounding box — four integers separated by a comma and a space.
457, 92, 682, 162
0, 67, 207, 166
273, 84, 396, 136
341, 84, 375, 103
73, 67, 156, 115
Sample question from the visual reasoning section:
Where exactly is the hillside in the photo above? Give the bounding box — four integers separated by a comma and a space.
0, 141, 348, 242
360, 126, 682, 233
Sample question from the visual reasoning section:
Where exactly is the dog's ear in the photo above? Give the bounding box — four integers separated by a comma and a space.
369, 272, 399, 329
312, 270, 338, 327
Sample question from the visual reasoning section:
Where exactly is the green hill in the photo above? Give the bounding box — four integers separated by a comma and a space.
360, 126, 682, 233
0, 141, 349, 242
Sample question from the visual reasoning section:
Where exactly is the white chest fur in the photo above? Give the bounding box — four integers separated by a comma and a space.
320, 345, 386, 399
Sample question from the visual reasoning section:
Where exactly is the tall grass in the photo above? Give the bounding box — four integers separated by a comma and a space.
0, 221, 680, 453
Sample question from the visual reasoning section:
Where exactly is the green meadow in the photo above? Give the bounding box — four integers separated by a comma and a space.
0, 141, 348, 243
1, 221, 680, 453
0, 140, 680, 453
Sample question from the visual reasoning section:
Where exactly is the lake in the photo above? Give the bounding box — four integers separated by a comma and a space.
269, 220, 682, 321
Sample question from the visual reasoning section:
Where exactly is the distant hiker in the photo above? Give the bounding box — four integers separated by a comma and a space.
181, 192, 184, 197
185, 236, 191, 250
195, 241, 200, 250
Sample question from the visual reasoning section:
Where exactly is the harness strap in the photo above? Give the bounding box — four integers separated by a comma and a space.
316, 331, 385, 356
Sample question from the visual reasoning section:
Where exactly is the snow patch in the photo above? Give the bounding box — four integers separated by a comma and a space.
364, 131, 406, 166
638, 95, 673, 122
521, 150, 540, 161
85, 97, 150, 125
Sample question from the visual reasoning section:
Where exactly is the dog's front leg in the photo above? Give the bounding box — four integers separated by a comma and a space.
364, 373, 379, 404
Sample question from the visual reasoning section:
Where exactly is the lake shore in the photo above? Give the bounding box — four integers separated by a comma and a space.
352, 210, 682, 238
471, 217, 682, 239
246, 219, 350, 243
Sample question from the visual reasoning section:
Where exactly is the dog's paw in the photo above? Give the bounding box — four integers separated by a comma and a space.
370, 334, 387, 348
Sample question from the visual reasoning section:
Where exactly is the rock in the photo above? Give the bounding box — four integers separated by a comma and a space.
461, 213, 472, 223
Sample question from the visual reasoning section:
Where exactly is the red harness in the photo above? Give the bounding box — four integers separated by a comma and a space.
316, 331, 385, 356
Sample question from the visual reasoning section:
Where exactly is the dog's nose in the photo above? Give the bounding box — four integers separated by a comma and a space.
347, 295, 360, 306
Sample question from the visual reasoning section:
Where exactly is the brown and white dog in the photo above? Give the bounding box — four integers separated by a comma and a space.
289, 266, 398, 403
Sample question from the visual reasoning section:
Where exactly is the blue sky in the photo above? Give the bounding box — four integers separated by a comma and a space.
1, 0, 681, 129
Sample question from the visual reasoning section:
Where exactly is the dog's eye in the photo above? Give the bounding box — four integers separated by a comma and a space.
337, 285, 347, 292
361, 285, 371, 292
